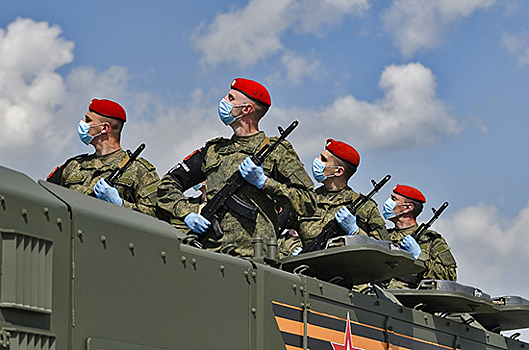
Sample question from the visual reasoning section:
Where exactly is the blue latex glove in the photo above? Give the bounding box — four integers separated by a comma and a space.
94, 178, 123, 206
291, 247, 303, 256
238, 157, 268, 189
400, 235, 421, 259
335, 206, 359, 235
184, 212, 211, 234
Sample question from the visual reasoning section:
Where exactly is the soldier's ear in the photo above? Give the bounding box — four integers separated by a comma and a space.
101, 122, 111, 133
244, 103, 254, 115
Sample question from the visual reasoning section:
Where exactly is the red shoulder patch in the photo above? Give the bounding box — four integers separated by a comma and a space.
47, 166, 59, 180
183, 147, 203, 161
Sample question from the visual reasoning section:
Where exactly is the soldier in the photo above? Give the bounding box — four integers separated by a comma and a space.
382, 184, 457, 289
47, 98, 159, 216
156, 78, 316, 257
278, 139, 388, 258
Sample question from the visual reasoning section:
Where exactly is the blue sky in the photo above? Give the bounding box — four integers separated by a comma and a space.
1, 0, 529, 338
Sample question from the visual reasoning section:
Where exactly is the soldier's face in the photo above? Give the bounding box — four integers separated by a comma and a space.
390, 193, 412, 217
318, 150, 341, 178
224, 90, 252, 117
83, 112, 107, 137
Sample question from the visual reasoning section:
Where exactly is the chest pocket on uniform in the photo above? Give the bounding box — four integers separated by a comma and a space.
437, 248, 457, 267
64, 174, 86, 186
202, 151, 221, 175
298, 210, 326, 225
261, 158, 275, 177
115, 171, 134, 188
114, 171, 135, 202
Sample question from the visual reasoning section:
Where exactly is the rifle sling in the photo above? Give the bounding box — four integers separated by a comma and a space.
120, 154, 131, 167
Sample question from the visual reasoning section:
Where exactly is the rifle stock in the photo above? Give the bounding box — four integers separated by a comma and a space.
300, 174, 391, 254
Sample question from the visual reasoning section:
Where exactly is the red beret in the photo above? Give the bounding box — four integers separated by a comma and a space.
231, 78, 271, 107
325, 139, 360, 167
393, 185, 426, 203
89, 98, 127, 122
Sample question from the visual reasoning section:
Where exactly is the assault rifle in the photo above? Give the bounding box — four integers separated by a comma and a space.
106, 143, 146, 186
411, 201, 449, 240
301, 174, 391, 254
198, 121, 299, 247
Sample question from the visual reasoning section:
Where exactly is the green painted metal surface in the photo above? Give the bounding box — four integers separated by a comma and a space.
1, 164, 528, 349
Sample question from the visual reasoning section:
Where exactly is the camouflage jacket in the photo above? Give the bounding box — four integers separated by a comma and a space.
157, 131, 316, 257
387, 224, 457, 289
280, 186, 388, 254
48, 148, 159, 216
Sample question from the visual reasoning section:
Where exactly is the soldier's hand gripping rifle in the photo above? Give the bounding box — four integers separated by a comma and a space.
105, 143, 146, 186
198, 121, 299, 247
300, 174, 392, 254
411, 201, 449, 240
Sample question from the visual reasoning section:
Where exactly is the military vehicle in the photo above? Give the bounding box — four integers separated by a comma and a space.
1, 164, 528, 349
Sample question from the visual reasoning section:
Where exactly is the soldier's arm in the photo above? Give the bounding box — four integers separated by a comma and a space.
121, 158, 160, 217
260, 142, 317, 218
46, 155, 85, 186
156, 149, 206, 223
355, 200, 389, 241
420, 233, 457, 281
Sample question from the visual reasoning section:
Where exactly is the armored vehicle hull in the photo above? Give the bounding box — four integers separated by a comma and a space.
0, 164, 527, 349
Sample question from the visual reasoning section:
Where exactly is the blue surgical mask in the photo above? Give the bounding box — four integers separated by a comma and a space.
77, 120, 103, 145
218, 98, 246, 126
312, 157, 339, 183
312, 158, 326, 182
382, 198, 397, 219
192, 183, 203, 191
382, 198, 407, 220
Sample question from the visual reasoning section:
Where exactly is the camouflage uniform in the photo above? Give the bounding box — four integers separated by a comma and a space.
278, 185, 388, 258
157, 131, 316, 257
49, 148, 159, 216
386, 224, 457, 289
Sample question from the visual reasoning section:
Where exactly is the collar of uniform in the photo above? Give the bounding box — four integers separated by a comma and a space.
389, 223, 419, 241
80, 148, 126, 170
316, 185, 357, 206
219, 131, 266, 155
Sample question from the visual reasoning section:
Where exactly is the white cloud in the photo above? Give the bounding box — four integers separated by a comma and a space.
279, 51, 323, 85
381, 0, 496, 57
0, 17, 74, 74
124, 89, 231, 175
193, 0, 369, 81
0, 18, 464, 183
0, 18, 229, 180
0, 18, 73, 151
266, 62, 463, 158
193, 0, 293, 67
502, 31, 529, 66
436, 201, 529, 298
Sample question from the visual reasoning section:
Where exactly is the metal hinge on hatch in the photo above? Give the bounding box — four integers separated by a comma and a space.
0, 328, 11, 348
